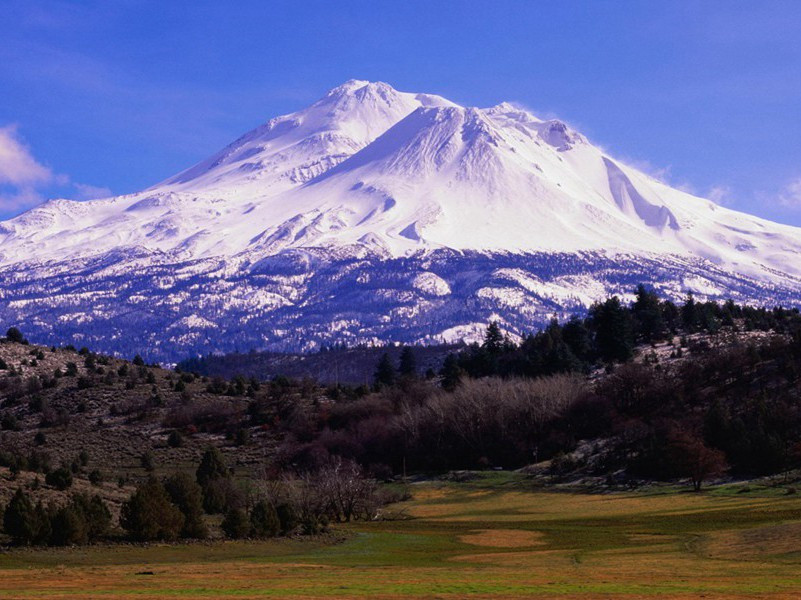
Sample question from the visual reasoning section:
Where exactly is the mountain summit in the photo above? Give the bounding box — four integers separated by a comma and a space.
1, 81, 800, 359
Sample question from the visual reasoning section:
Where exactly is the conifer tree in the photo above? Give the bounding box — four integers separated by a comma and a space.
398, 347, 417, 378
373, 353, 396, 388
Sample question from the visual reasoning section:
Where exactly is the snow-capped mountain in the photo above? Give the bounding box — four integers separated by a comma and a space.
1, 80, 800, 360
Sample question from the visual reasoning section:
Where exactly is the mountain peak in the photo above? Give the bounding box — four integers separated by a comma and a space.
2, 80, 801, 359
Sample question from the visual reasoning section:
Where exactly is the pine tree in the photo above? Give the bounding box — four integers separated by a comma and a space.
196, 447, 231, 513
3, 489, 44, 545
373, 353, 396, 388
632, 284, 666, 342
589, 296, 635, 363
398, 347, 417, 378
482, 322, 504, 354
5, 327, 24, 344
250, 500, 279, 538
439, 354, 462, 391
681, 293, 699, 332
120, 478, 184, 542
221, 507, 250, 539
164, 472, 208, 539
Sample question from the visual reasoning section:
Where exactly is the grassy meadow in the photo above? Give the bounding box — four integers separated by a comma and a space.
3, 474, 801, 599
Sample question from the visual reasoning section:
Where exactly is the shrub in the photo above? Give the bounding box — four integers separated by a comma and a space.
49, 505, 88, 546
221, 508, 250, 539
6, 327, 25, 344
2, 489, 49, 545
249, 500, 279, 538
120, 478, 184, 542
196, 447, 231, 513
45, 466, 73, 490
163, 472, 208, 539
167, 430, 184, 448
88, 469, 104, 486
140, 451, 156, 472
275, 502, 298, 535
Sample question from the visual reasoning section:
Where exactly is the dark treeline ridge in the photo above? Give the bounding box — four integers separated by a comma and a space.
448, 285, 801, 382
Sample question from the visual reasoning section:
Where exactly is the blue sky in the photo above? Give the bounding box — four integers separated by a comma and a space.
1, 0, 801, 224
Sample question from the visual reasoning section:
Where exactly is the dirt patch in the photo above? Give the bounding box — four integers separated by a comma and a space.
459, 528, 544, 548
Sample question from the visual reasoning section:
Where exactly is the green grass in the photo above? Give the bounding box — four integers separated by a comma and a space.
3, 480, 801, 598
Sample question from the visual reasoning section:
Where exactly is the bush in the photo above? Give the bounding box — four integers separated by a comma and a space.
45, 466, 73, 490
49, 505, 87, 546
275, 502, 298, 535
167, 430, 184, 448
6, 327, 25, 344
196, 447, 231, 513
140, 451, 156, 472
249, 500, 279, 538
163, 473, 208, 539
2, 489, 49, 545
221, 508, 250, 539
120, 478, 184, 542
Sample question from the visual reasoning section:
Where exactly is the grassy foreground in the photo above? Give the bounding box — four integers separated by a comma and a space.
3, 475, 801, 599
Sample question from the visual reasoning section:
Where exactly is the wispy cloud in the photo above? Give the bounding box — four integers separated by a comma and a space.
706, 185, 732, 206
778, 178, 801, 209
0, 124, 53, 186
0, 124, 111, 215
72, 182, 112, 200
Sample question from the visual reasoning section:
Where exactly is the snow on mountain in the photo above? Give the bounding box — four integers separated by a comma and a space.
1, 80, 800, 360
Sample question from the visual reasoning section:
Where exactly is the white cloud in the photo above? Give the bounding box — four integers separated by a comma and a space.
0, 124, 53, 186
0, 125, 112, 216
706, 185, 732, 206
779, 179, 801, 208
0, 187, 46, 213
72, 182, 112, 200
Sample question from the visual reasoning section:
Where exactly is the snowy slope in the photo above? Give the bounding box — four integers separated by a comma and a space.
1, 80, 800, 360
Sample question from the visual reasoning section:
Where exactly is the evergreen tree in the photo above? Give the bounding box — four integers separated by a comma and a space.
3, 489, 47, 545
482, 322, 505, 354
5, 327, 24, 344
632, 284, 666, 342
439, 354, 463, 392
398, 347, 417, 378
681, 293, 699, 332
196, 447, 229, 487
50, 504, 88, 546
589, 296, 635, 363
221, 507, 250, 539
249, 500, 279, 538
373, 353, 396, 388
164, 472, 208, 539
275, 502, 298, 535
120, 478, 184, 542
562, 315, 592, 362
196, 447, 231, 513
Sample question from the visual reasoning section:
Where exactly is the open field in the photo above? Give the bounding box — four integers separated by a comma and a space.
3, 475, 801, 599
